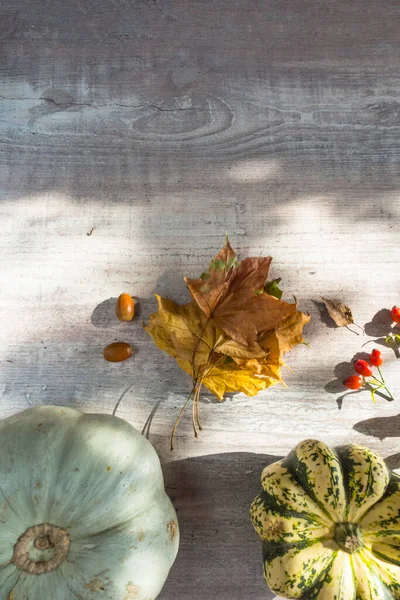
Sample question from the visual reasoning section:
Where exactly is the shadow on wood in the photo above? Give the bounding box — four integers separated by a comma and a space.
161, 451, 281, 600
353, 413, 400, 441
325, 352, 374, 408
91, 297, 119, 328
384, 452, 400, 472
91, 296, 141, 329
364, 309, 393, 338
363, 309, 400, 358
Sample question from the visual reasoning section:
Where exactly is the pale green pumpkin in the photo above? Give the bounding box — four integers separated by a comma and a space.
251, 439, 400, 600
0, 406, 179, 599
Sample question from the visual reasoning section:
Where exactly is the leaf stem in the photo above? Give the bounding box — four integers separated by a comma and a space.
191, 393, 198, 439
377, 366, 395, 401
366, 371, 395, 403
172, 326, 231, 447
170, 383, 197, 451
345, 325, 360, 336
190, 317, 212, 382
195, 385, 202, 430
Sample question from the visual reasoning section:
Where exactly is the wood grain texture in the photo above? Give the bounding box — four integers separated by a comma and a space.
0, 0, 399, 597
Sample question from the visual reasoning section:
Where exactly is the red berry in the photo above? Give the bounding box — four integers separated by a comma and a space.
344, 375, 363, 390
354, 359, 373, 377
370, 349, 383, 367
391, 306, 400, 324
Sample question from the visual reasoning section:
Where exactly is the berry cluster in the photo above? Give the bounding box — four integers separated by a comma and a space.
344, 349, 394, 402
391, 306, 400, 324
387, 306, 400, 346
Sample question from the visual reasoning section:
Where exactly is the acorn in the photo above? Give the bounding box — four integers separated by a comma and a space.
115, 293, 135, 321
103, 342, 134, 362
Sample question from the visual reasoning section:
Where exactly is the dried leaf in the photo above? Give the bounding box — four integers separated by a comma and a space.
202, 362, 279, 400
260, 311, 311, 355
145, 238, 310, 447
184, 236, 271, 318
185, 237, 296, 347
185, 236, 238, 316
215, 336, 266, 359
214, 290, 297, 348
231, 357, 284, 382
144, 295, 216, 377
320, 297, 354, 327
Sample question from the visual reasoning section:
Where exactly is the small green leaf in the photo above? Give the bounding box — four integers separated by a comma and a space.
386, 333, 400, 345
264, 278, 283, 300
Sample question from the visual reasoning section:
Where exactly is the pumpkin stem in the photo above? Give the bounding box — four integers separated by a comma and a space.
13, 523, 70, 574
34, 535, 53, 550
334, 522, 364, 553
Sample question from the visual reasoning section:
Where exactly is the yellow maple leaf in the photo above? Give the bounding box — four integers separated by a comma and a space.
202, 362, 279, 400
145, 295, 216, 378
215, 336, 267, 359
144, 241, 311, 448
231, 357, 284, 383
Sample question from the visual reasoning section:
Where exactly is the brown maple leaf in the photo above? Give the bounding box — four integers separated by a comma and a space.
185, 237, 296, 347
184, 236, 239, 316
260, 311, 311, 356
145, 239, 310, 449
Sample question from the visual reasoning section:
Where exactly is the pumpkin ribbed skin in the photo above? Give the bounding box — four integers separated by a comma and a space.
0, 406, 179, 600
250, 439, 400, 600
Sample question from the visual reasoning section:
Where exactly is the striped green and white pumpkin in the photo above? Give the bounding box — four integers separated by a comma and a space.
250, 439, 400, 599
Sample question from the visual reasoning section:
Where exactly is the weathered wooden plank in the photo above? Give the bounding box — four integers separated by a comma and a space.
0, 0, 399, 597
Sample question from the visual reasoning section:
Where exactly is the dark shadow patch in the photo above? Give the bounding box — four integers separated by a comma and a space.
312, 299, 337, 329
363, 309, 400, 358
91, 297, 119, 328
353, 413, 400, 441
325, 354, 369, 394
364, 309, 393, 337
161, 451, 282, 600
384, 452, 400, 471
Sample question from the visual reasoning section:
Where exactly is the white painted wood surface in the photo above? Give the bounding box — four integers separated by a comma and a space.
0, 0, 399, 597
